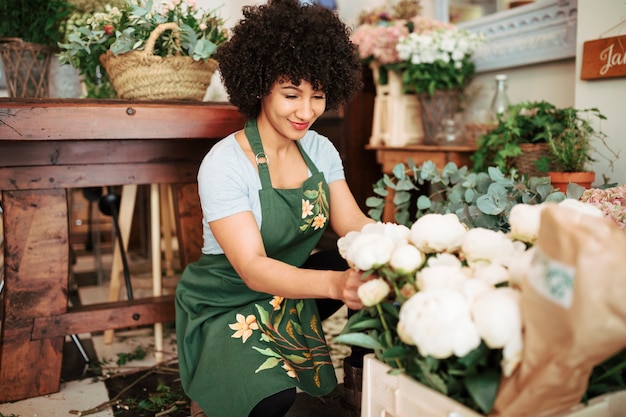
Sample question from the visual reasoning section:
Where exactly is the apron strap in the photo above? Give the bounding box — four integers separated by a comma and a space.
245, 119, 273, 190
245, 119, 321, 187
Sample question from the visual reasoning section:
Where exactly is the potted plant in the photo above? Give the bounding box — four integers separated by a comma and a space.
0, 0, 73, 97
58, 0, 228, 100
471, 101, 561, 177
471, 101, 618, 190
541, 106, 617, 192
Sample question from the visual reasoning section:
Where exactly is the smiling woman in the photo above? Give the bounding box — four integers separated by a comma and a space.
173, 1, 375, 417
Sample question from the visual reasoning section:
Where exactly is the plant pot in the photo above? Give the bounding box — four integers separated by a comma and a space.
548, 171, 595, 193
516, 143, 552, 177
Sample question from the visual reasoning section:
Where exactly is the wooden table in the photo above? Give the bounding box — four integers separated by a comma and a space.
0, 98, 245, 403
367, 144, 477, 222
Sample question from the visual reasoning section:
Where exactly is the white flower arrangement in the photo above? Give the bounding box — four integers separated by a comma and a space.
395, 26, 486, 94
336, 198, 619, 414
336, 214, 525, 413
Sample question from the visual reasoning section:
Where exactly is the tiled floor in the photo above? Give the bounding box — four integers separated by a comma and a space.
0, 251, 352, 417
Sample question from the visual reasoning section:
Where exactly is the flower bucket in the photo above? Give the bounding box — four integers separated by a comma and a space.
361, 354, 483, 417
0, 38, 52, 98
417, 90, 460, 145
362, 354, 626, 417
100, 22, 218, 101
369, 63, 424, 147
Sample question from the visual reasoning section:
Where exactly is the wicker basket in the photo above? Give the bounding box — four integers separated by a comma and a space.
464, 122, 495, 147
515, 143, 552, 177
0, 38, 52, 98
99, 22, 218, 101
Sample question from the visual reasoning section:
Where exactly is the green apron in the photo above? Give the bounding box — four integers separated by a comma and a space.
175, 120, 336, 417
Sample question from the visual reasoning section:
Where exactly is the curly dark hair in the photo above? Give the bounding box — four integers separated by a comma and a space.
214, 0, 363, 120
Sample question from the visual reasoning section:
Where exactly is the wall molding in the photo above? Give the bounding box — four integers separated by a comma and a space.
458, 0, 578, 73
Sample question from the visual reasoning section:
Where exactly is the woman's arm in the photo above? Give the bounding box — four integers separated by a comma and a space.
209, 211, 365, 309
328, 179, 375, 237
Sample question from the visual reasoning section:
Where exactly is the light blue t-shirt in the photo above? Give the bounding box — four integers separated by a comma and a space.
197, 130, 346, 254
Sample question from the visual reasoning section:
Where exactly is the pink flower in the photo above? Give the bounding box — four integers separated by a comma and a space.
351, 20, 409, 65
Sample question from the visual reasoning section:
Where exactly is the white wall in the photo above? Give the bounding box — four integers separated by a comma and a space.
200, 0, 625, 185
575, 0, 625, 185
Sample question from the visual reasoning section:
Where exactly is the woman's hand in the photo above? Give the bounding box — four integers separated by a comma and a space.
339, 268, 365, 310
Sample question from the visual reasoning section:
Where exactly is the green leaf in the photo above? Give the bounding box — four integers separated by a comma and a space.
465, 369, 500, 414
348, 318, 384, 331
333, 333, 383, 349
392, 163, 407, 179
416, 195, 431, 210
254, 357, 281, 372
366, 196, 385, 207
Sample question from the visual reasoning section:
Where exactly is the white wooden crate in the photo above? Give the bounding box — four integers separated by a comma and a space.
361, 354, 626, 417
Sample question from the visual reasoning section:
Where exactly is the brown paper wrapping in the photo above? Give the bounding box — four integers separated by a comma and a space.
491, 205, 626, 417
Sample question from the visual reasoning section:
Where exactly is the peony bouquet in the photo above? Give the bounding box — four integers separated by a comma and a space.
335, 197, 626, 415
335, 214, 527, 413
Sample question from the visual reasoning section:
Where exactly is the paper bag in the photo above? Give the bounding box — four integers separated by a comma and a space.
491, 205, 626, 417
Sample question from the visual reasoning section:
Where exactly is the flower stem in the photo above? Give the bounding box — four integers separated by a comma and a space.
376, 303, 403, 369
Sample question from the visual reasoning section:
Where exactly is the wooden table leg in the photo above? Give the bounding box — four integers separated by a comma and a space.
0, 189, 69, 402
103, 184, 138, 345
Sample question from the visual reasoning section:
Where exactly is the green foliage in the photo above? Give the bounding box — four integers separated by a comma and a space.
471, 100, 615, 175
0, 0, 74, 46
58, 0, 228, 98
336, 304, 503, 414
543, 106, 611, 172
366, 159, 565, 231
400, 56, 476, 96
585, 350, 626, 402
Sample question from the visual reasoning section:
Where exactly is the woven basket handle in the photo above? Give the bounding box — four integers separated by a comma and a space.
144, 22, 182, 56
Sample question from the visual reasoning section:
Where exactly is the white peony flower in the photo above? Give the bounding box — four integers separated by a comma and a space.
346, 233, 395, 271
507, 245, 536, 287
357, 278, 390, 307
460, 278, 492, 304
399, 288, 481, 359
509, 203, 546, 244
471, 263, 511, 286
417, 264, 469, 292
337, 230, 360, 261
390, 244, 425, 275
410, 213, 467, 253
361, 221, 411, 246
471, 287, 522, 350
558, 198, 604, 218
426, 252, 463, 268
501, 331, 523, 377
461, 227, 516, 266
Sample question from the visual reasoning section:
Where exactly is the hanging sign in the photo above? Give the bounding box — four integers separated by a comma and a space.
581, 35, 626, 80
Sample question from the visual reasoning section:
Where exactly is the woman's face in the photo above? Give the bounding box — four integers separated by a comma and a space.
259, 78, 327, 141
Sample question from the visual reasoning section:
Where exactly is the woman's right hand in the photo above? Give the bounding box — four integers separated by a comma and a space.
339, 268, 366, 310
